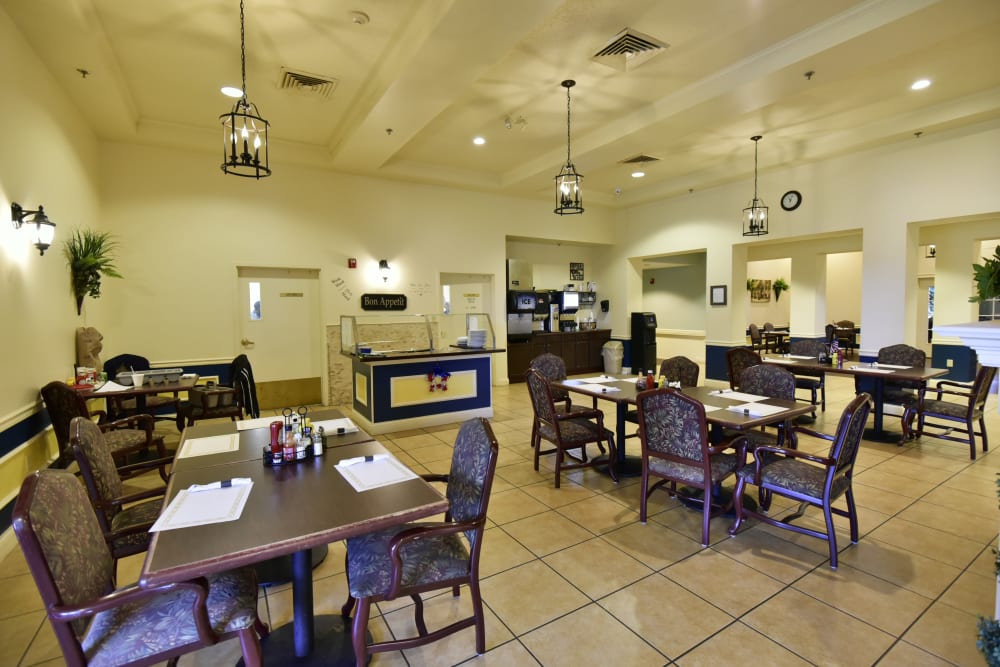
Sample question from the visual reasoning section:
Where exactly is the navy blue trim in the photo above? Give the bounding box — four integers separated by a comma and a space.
0, 499, 12, 538
371, 357, 492, 421
0, 410, 50, 459
931, 344, 977, 382
705, 345, 732, 382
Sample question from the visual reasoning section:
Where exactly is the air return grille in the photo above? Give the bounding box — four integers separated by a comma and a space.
279, 68, 338, 100
592, 28, 669, 71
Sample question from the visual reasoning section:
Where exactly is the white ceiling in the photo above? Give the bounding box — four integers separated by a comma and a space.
5, 0, 1000, 207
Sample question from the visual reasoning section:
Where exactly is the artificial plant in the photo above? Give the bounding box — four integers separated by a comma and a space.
773, 277, 790, 301
970, 245, 1000, 303
63, 228, 123, 315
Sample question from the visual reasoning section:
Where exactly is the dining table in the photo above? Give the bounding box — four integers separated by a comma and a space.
551, 375, 817, 475
141, 438, 448, 666
761, 354, 948, 441
75, 374, 200, 417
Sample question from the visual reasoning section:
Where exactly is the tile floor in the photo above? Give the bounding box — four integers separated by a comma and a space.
2, 373, 998, 666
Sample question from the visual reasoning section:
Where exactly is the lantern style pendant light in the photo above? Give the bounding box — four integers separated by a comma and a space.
221, 0, 271, 178
742, 135, 767, 236
554, 80, 583, 215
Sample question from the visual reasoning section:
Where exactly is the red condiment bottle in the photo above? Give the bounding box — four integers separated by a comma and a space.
646, 370, 655, 389
269, 421, 283, 464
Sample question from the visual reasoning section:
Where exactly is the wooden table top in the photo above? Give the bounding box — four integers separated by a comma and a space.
141, 439, 448, 587
761, 356, 948, 382
76, 376, 199, 398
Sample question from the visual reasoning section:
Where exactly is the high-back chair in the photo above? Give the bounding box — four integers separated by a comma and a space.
175, 354, 259, 430
902, 365, 997, 459
102, 353, 180, 420
863, 344, 927, 407
70, 417, 169, 566
635, 388, 745, 546
527, 352, 592, 445
625, 356, 700, 434
747, 324, 764, 352
734, 364, 798, 456
525, 368, 617, 487
834, 320, 858, 357
788, 339, 828, 412
340, 418, 499, 667
729, 393, 872, 569
726, 348, 762, 390
13, 469, 268, 667
40, 380, 166, 473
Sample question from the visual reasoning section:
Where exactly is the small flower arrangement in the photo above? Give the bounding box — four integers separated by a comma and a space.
427, 365, 450, 392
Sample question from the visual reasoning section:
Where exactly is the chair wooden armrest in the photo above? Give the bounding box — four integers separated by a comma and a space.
384, 520, 484, 599
114, 456, 173, 478
555, 407, 603, 422
420, 473, 449, 484
50, 578, 211, 628
753, 445, 835, 472
789, 425, 835, 442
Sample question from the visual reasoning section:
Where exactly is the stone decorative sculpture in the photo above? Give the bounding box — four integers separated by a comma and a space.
75, 327, 103, 371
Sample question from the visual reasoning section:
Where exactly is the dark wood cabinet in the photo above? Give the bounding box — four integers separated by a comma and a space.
507, 330, 611, 383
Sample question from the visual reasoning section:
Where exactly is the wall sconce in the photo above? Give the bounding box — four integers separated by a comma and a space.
925, 244, 937, 258
379, 259, 390, 282
11, 203, 56, 255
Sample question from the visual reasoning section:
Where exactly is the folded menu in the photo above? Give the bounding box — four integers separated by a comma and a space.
573, 375, 618, 384
315, 417, 359, 434
94, 381, 129, 394
335, 453, 417, 492
708, 390, 767, 402
178, 433, 240, 458
848, 366, 894, 374
236, 416, 280, 431
726, 402, 788, 417
149, 480, 253, 531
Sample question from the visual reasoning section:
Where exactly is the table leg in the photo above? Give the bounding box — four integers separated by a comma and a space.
862, 377, 902, 443
292, 549, 314, 657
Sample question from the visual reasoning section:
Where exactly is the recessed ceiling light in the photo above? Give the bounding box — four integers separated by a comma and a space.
911, 79, 931, 91
473, 136, 486, 145
221, 86, 243, 98
631, 170, 645, 178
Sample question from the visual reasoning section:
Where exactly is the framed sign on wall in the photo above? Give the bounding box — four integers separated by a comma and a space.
710, 285, 727, 306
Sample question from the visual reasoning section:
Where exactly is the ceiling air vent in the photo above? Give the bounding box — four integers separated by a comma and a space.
619, 153, 661, 165
592, 28, 669, 72
279, 68, 338, 100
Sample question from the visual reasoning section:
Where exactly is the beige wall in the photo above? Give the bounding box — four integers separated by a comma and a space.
747, 258, 792, 327
825, 252, 863, 325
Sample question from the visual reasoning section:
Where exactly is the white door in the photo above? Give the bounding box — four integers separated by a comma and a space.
237, 267, 321, 398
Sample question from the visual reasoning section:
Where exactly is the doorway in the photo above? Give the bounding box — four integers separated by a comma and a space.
237, 267, 322, 408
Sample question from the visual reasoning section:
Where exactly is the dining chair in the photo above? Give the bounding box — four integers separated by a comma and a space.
625, 355, 700, 434
70, 416, 169, 569
859, 343, 926, 409
726, 347, 762, 390
635, 387, 746, 546
525, 368, 617, 487
788, 339, 827, 412
40, 380, 166, 473
526, 352, 592, 446
175, 354, 259, 430
728, 393, 872, 569
340, 418, 499, 667
901, 364, 997, 459
103, 353, 180, 421
13, 468, 268, 667
747, 324, 765, 353
834, 320, 858, 357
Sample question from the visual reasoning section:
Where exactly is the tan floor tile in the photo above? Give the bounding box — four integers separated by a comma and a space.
744, 588, 893, 666
937, 568, 996, 618
876, 639, 956, 667
389, 594, 513, 665
18, 614, 61, 666
494, 461, 553, 487
896, 499, 1000, 544
663, 549, 785, 617
792, 563, 932, 635
866, 517, 983, 568
479, 527, 538, 578
556, 494, 639, 534
521, 604, 666, 666
406, 442, 455, 465
0, 611, 44, 666
876, 458, 963, 484
600, 573, 733, 659
501, 512, 595, 557
543, 536, 653, 599
922, 483, 1000, 518
651, 502, 736, 547
0, 572, 44, 620
602, 520, 703, 571
852, 483, 917, 515
713, 527, 827, 582
479, 561, 589, 635
476, 639, 542, 665
837, 539, 962, 599
903, 602, 986, 666
520, 479, 597, 508
676, 621, 812, 667
487, 488, 551, 525
854, 468, 938, 498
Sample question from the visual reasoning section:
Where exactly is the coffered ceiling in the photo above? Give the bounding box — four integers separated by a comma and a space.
5, 0, 1000, 206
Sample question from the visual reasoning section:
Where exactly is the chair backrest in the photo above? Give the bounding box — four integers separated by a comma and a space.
828, 393, 872, 476
835, 320, 855, 330
969, 365, 998, 414
103, 353, 151, 377
740, 364, 796, 400
447, 418, 500, 548
529, 352, 571, 403
230, 354, 260, 418
40, 381, 92, 456
824, 323, 836, 345
13, 469, 115, 646
789, 339, 827, 359
70, 417, 125, 531
659, 356, 699, 387
525, 368, 558, 427
763, 322, 774, 331
636, 388, 709, 464
726, 348, 762, 390
748, 323, 762, 344
877, 344, 925, 367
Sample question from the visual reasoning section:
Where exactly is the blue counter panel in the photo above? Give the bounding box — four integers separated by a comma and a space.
371, 357, 492, 422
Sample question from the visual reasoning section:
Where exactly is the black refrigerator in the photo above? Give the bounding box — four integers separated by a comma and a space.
630, 312, 658, 374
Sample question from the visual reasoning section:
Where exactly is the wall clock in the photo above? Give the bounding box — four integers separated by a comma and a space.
781, 190, 802, 211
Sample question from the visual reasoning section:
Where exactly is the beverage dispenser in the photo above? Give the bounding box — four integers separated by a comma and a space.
631, 312, 658, 374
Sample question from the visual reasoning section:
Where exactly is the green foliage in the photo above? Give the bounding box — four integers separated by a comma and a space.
63, 228, 122, 314
773, 277, 789, 292
970, 245, 1000, 303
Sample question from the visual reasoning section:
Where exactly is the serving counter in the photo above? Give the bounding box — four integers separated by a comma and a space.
507, 329, 611, 383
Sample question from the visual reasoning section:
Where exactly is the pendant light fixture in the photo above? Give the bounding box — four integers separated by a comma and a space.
742, 135, 767, 236
220, 0, 271, 178
554, 80, 583, 215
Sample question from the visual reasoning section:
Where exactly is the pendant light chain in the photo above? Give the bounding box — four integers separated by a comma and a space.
565, 83, 572, 166
753, 136, 759, 200
239, 0, 247, 103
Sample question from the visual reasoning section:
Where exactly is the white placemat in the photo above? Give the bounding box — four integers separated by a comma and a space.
335, 453, 418, 492
178, 433, 240, 459
150, 482, 253, 531
236, 416, 281, 431
726, 402, 788, 417
708, 390, 768, 402
314, 417, 359, 433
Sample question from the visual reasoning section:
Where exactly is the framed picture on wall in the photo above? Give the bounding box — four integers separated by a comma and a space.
710, 284, 727, 306
569, 262, 584, 281
750, 279, 771, 303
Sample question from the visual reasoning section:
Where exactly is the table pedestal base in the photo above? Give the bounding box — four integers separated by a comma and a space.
863, 428, 905, 444
239, 615, 371, 666
677, 486, 757, 516
255, 545, 328, 587
593, 454, 643, 478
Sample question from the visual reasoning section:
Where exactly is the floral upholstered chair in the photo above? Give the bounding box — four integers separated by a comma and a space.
726, 347, 762, 390
340, 418, 499, 667
729, 393, 872, 569
13, 469, 268, 667
858, 343, 927, 409
635, 388, 746, 546
41, 380, 166, 476
734, 364, 798, 453
625, 356, 700, 432
788, 339, 827, 412
70, 417, 169, 568
902, 365, 997, 459
526, 368, 617, 487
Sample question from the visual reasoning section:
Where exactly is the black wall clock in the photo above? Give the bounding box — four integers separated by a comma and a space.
781, 190, 802, 211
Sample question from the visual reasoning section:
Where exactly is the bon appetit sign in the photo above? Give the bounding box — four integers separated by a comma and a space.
361, 294, 408, 311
